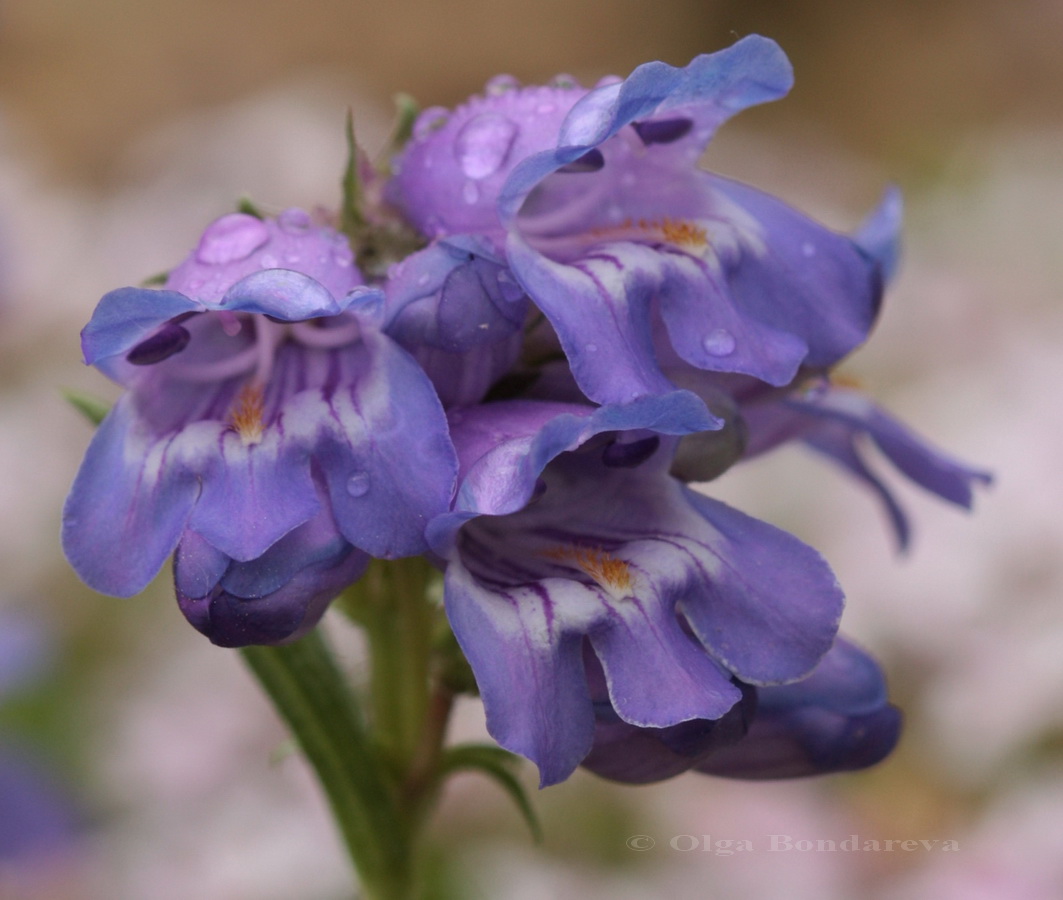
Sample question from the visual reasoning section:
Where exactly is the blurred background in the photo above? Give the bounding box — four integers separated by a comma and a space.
2, 1, 1061, 897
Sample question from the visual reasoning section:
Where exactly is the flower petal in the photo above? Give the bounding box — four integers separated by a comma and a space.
286, 323, 458, 558
588, 578, 742, 727
183, 426, 320, 562
428, 391, 719, 553
702, 175, 884, 369
61, 396, 200, 596
81, 287, 200, 368
219, 269, 351, 320
443, 560, 596, 787
697, 638, 902, 779
676, 487, 844, 684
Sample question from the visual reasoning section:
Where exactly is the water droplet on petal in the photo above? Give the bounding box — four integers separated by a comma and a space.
346, 471, 371, 497
455, 113, 518, 179
802, 241, 817, 258
412, 107, 450, 141
703, 328, 736, 357
485, 74, 520, 95
277, 208, 312, 233
585, 342, 598, 353
195, 214, 270, 265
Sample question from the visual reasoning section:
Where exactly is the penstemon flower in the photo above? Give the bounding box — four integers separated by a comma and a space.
387, 35, 887, 408
62, 209, 456, 645
427, 397, 843, 786
60, 34, 989, 900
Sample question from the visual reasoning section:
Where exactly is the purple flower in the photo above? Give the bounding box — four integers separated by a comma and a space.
381, 236, 529, 407
0, 612, 79, 867
388, 36, 887, 408
62, 210, 457, 645
740, 379, 993, 549
582, 636, 901, 783
428, 397, 843, 786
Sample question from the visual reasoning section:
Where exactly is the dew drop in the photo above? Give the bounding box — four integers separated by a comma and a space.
454, 113, 518, 179
585, 342, 598, 353
801, 241, 817, 258
412, 107, 450, 141
278, 208, 312, 233
346, 471, 371, 497
703, 328, 736, 357
194, 214, 269, 265
485, 74, 520, 95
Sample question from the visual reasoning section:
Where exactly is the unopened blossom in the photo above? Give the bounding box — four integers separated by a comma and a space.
428, 397, 843, 786
62, 210, 457, 645
388, 35, 887, 410
582, 636, 901, 783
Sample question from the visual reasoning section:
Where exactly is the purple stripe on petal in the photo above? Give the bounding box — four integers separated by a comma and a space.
632, 117, 693, 145
557, 148, 605, 173
126, 321, 191, 365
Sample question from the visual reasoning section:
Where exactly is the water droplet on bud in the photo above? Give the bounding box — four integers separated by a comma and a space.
413, 107, 450, 141
703, 328, 736, 357
195, 214, 269, 265
455, 113, 518, 179
278, 208, 312, 233
346, 471, 371, 497
485, 74, 520, 95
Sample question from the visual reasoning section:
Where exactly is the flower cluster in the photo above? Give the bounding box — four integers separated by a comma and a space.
62, 36, 987, 785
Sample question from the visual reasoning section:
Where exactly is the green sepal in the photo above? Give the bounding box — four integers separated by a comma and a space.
439, 743, 542, 843
236, 196, 265, 218
62, 388, 111, 426
140, 271, 169, 287
340, 109, 368, 238
376, 93, 420, 175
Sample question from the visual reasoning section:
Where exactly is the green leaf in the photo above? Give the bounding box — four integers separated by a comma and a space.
62, 388, 111, 426
440, 743, 542, 843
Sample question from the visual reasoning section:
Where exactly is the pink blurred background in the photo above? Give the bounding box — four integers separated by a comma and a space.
2, 2, 1061, 897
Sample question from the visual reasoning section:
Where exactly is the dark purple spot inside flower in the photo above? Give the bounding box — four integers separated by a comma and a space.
632, 118, 693, 145
601, 436, 660, 468
127, 321, 191, 365
557, 148, 605, 173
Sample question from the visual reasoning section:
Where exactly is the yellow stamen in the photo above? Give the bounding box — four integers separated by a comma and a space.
590, 217, 708, 249
829, 371, 865, 391
543, 545, 634, 593
229, 383, 265, 445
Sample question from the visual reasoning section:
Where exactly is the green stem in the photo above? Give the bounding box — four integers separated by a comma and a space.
241, 631, 414, 900
344, 558, 438, 772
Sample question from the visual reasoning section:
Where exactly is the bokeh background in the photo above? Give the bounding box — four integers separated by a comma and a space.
2, 2, 1061, 897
